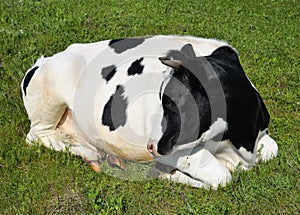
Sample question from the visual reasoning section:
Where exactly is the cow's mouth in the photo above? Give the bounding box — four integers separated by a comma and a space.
147, 139, 162, 158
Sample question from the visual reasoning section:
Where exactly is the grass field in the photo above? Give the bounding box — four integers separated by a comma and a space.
0, 0, 299, 214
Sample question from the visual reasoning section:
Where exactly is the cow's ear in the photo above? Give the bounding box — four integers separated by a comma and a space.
159, 57, 182, 70
210, 46, 240, 66
180, 44, 196, 58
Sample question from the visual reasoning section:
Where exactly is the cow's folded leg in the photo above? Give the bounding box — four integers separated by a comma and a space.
26, 127, 102, 172
26, 128, 67, 151
160, 170, 209, 188
147, 163, 208, 188
256, 131, 278, 163
175, 149, 232, 189
157, 148, 231, 189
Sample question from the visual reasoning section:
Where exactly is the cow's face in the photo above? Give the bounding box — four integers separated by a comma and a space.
157, 68, 200, 155
155, 44, 212, 155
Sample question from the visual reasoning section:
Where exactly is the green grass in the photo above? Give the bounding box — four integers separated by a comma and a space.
0, 0, 299, 214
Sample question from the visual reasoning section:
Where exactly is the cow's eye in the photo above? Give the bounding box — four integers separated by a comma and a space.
167, 99, 176, 108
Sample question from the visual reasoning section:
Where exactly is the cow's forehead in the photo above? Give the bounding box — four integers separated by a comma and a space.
159, 67, 174, 100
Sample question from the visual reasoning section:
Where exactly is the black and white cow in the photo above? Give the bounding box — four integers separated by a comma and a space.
21, 35, 277, 188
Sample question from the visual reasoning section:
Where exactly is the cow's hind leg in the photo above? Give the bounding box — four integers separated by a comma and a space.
25, 100, 102, 171
23, 55, 101, 171
25, 98, 70, 151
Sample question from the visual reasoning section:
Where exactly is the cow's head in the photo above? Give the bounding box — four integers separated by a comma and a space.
148, 44, 232, 156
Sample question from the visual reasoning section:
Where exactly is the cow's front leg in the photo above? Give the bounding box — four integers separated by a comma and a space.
160, 170, 209, 188
147, 162, 215, 189
256, 131, 278, 163
154, 148, 232, 189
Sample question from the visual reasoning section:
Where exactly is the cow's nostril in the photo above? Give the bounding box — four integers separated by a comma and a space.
147, 143, 154, 151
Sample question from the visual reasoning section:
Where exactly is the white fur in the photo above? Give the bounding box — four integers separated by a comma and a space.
159, 149, 231, 189
256, 130, 278, 162
21, 35, 277, 189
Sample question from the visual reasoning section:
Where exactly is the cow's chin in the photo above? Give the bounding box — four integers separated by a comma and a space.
147, 139, 162, 158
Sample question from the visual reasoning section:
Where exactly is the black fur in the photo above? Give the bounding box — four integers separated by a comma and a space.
128, 58, 144, 76
22, 66, 39, 96
101, 65, 117, 82
102, 85, 128, 131
157, 45, 270, 155
108, 38, 145, 54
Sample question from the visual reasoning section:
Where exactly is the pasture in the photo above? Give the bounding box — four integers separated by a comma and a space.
0, 0, 299, 214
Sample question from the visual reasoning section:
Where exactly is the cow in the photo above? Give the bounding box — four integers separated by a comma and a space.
20, 35, 278, 188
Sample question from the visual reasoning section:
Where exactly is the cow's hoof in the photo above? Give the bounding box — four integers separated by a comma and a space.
89, 162, 101, 172
107, 155, 126, 170
82, 157, 101, 172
